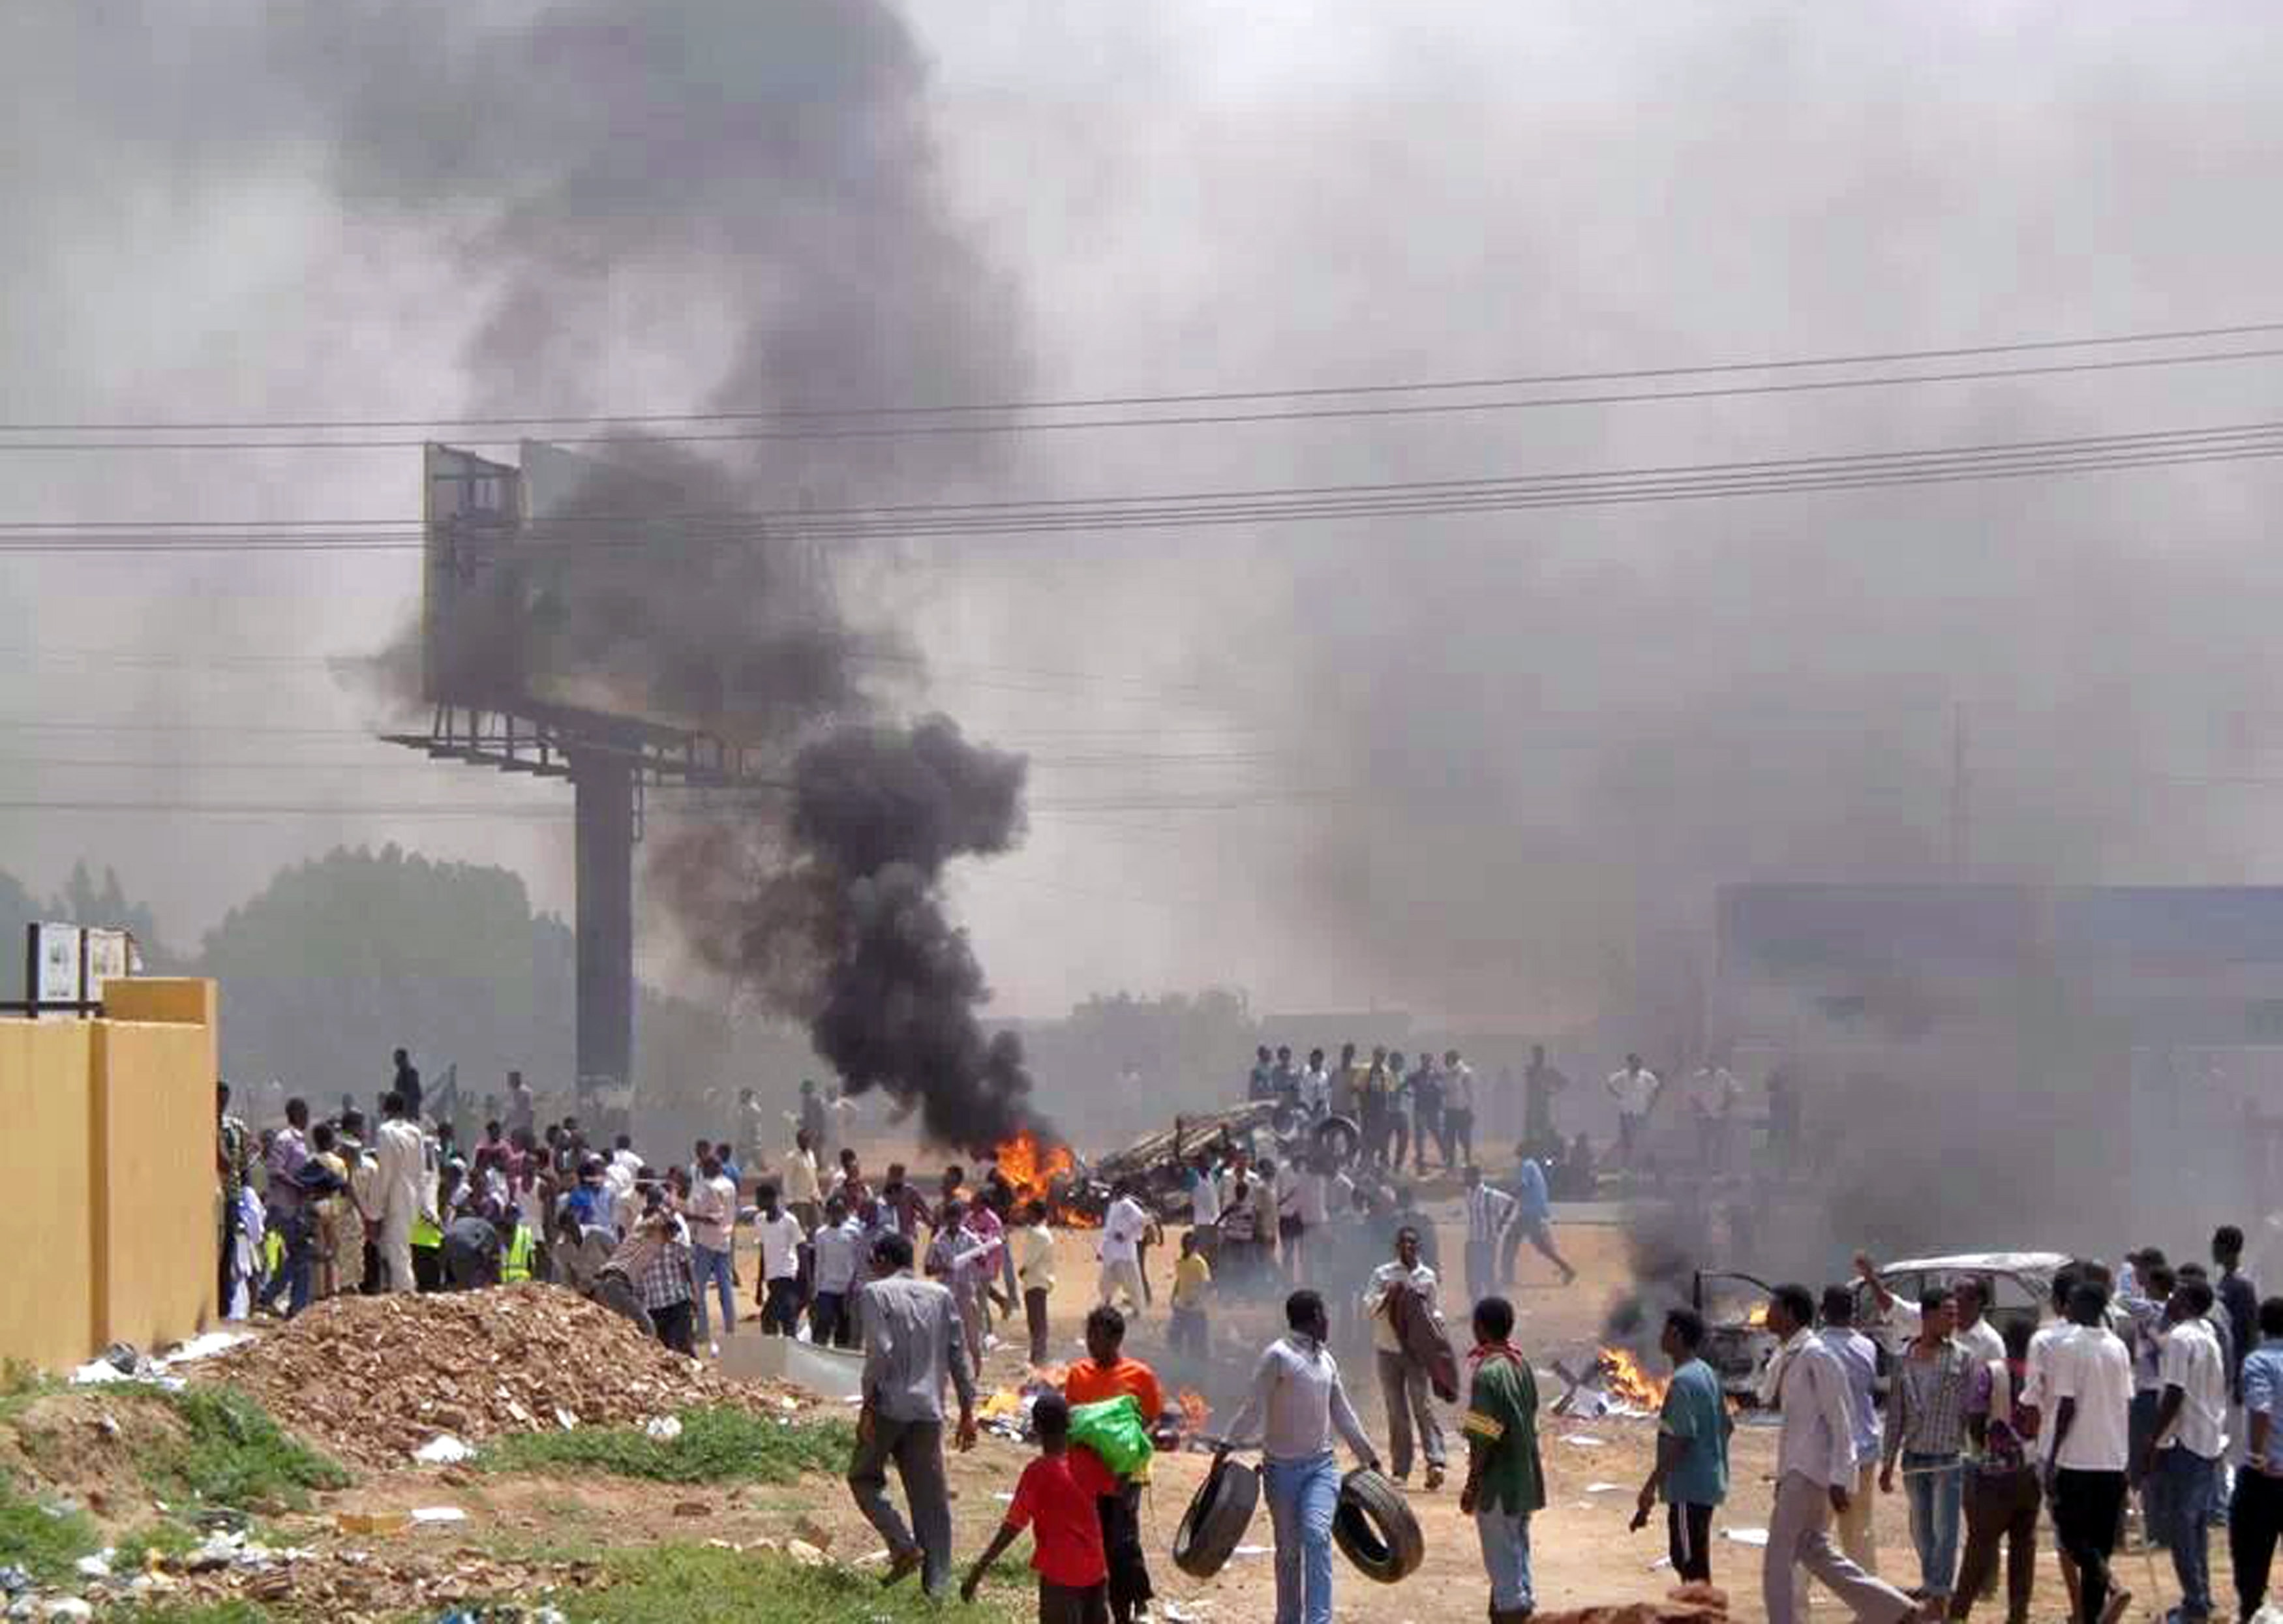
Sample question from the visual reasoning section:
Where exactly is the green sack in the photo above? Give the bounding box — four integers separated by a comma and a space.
1067, 1394, 1155, 1479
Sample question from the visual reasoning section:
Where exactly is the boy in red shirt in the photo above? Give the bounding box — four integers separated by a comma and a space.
962, 1392, 1115, 1624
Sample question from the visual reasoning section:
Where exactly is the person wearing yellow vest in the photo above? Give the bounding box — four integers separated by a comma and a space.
503, 1218, 537, 1283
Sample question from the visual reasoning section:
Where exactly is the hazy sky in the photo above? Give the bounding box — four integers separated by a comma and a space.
8, 1, 2283, 1026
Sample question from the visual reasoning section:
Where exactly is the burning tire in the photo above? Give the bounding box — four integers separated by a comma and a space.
1172, 1454, 1260, 1579
1332, 1467, 1424, 1583
1311, 1113, 1361, 1165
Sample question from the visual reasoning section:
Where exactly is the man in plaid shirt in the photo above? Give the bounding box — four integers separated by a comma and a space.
635, 1197, 699, 1355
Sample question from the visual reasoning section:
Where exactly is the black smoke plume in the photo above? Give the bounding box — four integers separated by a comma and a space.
655, 716, 1039, 1152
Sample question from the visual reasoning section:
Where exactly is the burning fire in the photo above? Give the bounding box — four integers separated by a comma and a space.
993, 1131, 1099, 1227
1176, 1389, 1210, 1438
1599, 1346, 1671, 1409
995, 1131, 1074, 1198
1746, 1303, 1770, 1328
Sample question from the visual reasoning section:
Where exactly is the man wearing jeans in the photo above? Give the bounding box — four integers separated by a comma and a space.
849, 1233, 978, 1598
2143, 1280, 2227, 1623
1464, 1295, 1544, 1624
684, 1148, 738, 1344
2231, 1296, 2283, 1621
1218, 1291, 1381, 1624
1820, 1285, 1886, 1572
1882, 1287, 1971, 1607
752, 1184, 806, 1336
1760, 1283, 1918, 1624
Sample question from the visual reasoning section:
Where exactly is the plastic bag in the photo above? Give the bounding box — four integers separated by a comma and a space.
1068, 1394, 1155, 1479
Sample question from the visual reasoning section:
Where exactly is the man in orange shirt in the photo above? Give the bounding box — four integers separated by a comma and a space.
1066, 1306, 1165, 1624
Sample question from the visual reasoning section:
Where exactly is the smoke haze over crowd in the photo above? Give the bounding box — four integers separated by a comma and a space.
10, 3, 2283, 1158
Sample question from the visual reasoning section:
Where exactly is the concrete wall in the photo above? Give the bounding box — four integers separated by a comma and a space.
0, 1020, 97, 1372
0, 980, 219, 1374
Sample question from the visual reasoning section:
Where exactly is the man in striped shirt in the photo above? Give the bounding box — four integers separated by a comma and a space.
1462, 1165, 1517, 1304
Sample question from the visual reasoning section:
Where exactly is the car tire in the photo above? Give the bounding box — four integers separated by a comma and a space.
1172, 1455, 1260, 1579
1313, 1114, 1362, 1165
1332, 1467, 1424, 1583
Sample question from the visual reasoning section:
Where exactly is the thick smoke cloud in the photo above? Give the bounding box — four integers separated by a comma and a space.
655, 717, 1038, 1150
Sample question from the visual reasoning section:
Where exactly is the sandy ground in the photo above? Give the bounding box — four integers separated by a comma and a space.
46, 1199, 2139, 1623
695, 1209, 2119, 1624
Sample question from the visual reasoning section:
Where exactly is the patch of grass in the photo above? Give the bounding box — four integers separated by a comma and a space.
0, 1360, 57, 1424
479, 1407, 853, 1486
105, 1604, 274, 1624
139, 1387, 348, 1512
566, 1544, 1018, 1624
0, 1474, 102, 1586
110, 1518, 202, 1572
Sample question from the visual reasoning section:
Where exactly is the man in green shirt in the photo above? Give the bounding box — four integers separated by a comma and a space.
1461, 1295, 1545, 1624
1632, 1307, 1732, 1585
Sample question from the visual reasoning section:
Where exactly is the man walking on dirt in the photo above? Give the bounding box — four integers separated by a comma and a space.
851, 1231, 978, 1599
1365, 1225, 1450, 1490
1761, 1282, 1919, 1624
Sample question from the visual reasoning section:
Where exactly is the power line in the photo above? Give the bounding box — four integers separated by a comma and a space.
6, 317, 2280, 434
5, 343, 2281, 451
3, 417, 2282, 554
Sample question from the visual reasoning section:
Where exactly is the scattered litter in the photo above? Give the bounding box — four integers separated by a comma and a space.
993, 1492, 1014, 1503
1562, 1434, 1608, 1448
160, 1331, 252, 1365
1648, 1557, 1673, 1571
791, 1517, 834, 1552
0, 1571, 29, 1598
414, 1435, 475, 1465
1230, 1544, 1272, 1557
40, 1601, 92, 1622
72, 1553, 112, 1580
556, 1408, 579, 1431
642, 1416, 683, 1442
1162, 1606, 1211, 1623
856, 1549, 892, 1566
784, 1540, 827, 1569
1723, 1527, 1771, 1546
1585, 1482, 1627, 1494
409, 1507, 468, 1525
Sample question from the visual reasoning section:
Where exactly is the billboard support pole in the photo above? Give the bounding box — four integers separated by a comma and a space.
572, 752, 635, 1115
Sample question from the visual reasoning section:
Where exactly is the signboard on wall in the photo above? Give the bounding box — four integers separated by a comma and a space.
16, 922, 141, 1017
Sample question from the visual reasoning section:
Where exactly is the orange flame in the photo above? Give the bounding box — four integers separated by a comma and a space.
1599, 1346, 1671, 1409
1746, 1303, 1770, 1328
995, 1131, 1100, 1226
1176, 1389, 1211, 1436
995, 1131, 1075, 1200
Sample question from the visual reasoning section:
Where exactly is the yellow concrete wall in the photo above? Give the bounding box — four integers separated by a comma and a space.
93, 1017, 219, 1353
0, 1020, 97, 1372
0, 980, 219, 1373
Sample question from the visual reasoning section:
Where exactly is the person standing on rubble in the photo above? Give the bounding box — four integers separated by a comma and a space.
853, 1231, 978, 1598
373, 1090, 427, 1294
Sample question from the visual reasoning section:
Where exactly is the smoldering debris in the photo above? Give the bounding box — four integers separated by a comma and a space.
654, 715, 1041, 1151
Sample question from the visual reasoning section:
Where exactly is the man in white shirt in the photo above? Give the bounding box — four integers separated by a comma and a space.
808, 1193, 866, 1349
1461, 1164, 1517, 1304
1186, 1150, 1222, 1260
684, 1147, 739, 1344
1098, 1181, 1153, 1315
372, 1089, 429, 1295
1364, 1226, 1449, 1490
1607, 1054, 1659, 1169
1685, 1060, 1741, 1174
1954, 1279, 2007, 1368
2145, 1280, 2227, 1624
2047, 1281, 2136, 1624
1760, 1283, 1918, 1624
753, 1181, 808, 1337
1299, 1048, 1333, 1119
783, 1128, 824, 1231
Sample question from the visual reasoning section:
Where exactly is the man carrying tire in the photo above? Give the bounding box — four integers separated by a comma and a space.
1218, 1290, 1383, 1624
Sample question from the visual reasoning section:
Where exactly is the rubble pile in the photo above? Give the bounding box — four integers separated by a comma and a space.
200, 1287, 802, 1464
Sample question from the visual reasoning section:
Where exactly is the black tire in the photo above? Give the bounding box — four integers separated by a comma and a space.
1332, 1467, 1425, 1583
1313, 1114, 1362, 1165
1172, 1456, 1260, 1580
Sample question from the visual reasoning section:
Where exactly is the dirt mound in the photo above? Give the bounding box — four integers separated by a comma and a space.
0, 1392, 188, 1522
199, 1286, 802, 1466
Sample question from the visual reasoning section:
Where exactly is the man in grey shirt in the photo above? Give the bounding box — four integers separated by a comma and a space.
848, 1231, 977, 1597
